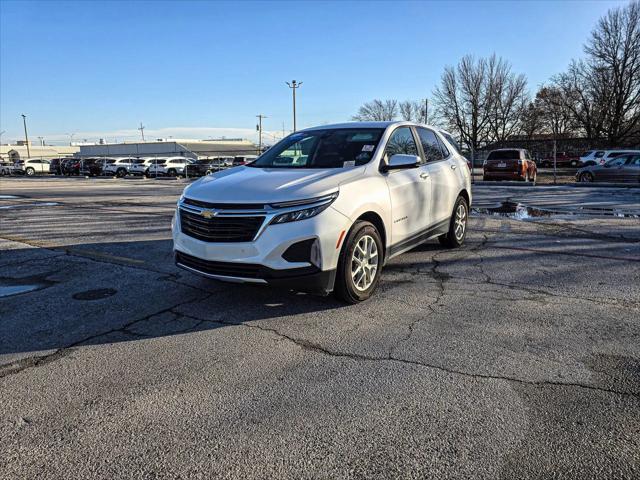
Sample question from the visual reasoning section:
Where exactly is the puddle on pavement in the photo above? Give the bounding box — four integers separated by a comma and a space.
473, 201, 639, 220
0, 275, 56, 298
0, 195, 21, 199
72, 288, 117, 300
0, 202, 61, 210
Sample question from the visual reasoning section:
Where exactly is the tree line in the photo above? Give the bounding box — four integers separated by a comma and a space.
352, 1, 640, 153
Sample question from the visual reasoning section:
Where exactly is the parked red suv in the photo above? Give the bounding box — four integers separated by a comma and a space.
483, 149, 537, 182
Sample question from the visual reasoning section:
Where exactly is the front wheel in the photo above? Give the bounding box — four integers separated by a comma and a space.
25, 167, 35, 176
438, 196, 469, 249
116, 168, 127, 178
334, 221, 383, 303
579, 172, 594, 183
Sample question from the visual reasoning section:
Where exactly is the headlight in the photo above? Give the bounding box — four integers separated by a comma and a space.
270, 192, 338, 225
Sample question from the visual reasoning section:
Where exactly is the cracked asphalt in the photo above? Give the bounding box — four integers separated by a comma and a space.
1, 178, 639, 479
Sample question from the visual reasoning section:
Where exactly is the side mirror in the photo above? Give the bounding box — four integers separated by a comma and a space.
383, 154, 420, 172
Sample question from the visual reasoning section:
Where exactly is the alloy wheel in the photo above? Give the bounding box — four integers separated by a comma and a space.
351, 234, 379, 291
454, 203, 467, 241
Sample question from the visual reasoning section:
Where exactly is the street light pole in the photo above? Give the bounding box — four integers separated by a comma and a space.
21, 114, 31, 158
424, 98, 429, 124
286, 80, 302, 132
256, 114, 267, 154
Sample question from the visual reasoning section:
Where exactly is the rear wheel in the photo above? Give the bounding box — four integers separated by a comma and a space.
334, 221, 383, 303
580, 172, 594, 183
25, 167, 35, 176
116, 168, 127, 178
438, 196, 469, 249
167, 168, 177, 177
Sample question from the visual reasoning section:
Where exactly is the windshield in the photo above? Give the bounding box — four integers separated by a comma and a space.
249, 128, 384, 168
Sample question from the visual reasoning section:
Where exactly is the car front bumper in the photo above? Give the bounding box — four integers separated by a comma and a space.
172, 206, 351, 294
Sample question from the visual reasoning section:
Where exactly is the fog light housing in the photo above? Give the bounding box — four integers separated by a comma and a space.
310, 238, 321, 268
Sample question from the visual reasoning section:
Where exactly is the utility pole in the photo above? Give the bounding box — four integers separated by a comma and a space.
37, 136, 44, 147
286, 80, 302, 131
424, 98, 429, 124
21, 114, 31, 158
256, 114, 267, 153
0, 130, 6, 145
138, 122, 146, 142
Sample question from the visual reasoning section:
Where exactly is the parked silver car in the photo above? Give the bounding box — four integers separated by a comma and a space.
576, 153, 640, 183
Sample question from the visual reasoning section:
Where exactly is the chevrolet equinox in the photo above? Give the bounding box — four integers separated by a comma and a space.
173, 121, 471, 303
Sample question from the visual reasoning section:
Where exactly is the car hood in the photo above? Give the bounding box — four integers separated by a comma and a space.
182, 166, 363, 204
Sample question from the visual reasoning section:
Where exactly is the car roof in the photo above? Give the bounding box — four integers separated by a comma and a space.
489, 148, 527, 152
300, 121, 449, 133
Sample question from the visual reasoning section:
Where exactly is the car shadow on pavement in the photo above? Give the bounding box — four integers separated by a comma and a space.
0, 239, 346, 357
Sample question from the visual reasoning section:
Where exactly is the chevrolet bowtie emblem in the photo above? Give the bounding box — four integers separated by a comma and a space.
201, 209, 217, 219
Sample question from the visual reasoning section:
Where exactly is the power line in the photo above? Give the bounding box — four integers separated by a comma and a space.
138, 122, 146, 142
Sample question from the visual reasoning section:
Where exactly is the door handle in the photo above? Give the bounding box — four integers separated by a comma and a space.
450, 164, 457, 170
420, 172, 429, 179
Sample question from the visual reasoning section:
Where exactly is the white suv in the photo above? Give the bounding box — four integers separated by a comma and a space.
580, 150, 640, 167
173, 122, 471, 302
103, 157, 137, 177
148, 156, 194, 177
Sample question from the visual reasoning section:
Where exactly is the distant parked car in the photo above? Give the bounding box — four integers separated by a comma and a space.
103, 157, 137, 177
183, 158, 223, 177
78, 158, 103, 176
128, 158, 155, 176
483, 149, 537, 182
147, 157, 194, 177
49, 157, 69, 175
0, 160, 14, 175
579, 150, 639, 167
14, 158, 51, 176
576, 153, 640, 183
538, 152, 580, 168
232, 155, 258, 166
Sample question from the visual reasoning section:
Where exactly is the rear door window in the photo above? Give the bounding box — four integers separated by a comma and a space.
416, 128, 444, 163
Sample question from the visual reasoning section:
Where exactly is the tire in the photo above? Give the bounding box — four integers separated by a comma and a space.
334, 221, 384, 304
167, 168, 177, 177
25, 167, 35, 176
531, 170, 537, 183
579, 172, 594, 183
438, 196, 469, 249
116, 168, 127, 178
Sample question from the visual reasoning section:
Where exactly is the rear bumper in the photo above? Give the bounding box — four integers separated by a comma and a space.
483, 170, 524, 180
175, 251, 336, 295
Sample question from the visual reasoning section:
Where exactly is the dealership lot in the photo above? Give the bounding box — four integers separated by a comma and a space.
1, 178, 639, 478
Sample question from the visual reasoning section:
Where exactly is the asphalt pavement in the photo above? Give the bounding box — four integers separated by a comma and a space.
1, 177, 639, 479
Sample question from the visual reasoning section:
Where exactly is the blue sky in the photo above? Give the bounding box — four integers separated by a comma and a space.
0, 0, 627, 145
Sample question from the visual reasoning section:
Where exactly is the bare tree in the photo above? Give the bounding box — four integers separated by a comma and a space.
352, 99, 399, 121
399, 100, 427, 122
553, 1, 639, 145
486, 56, 529, 142
536, 86, 575, 138
519, 101, 544, 139
433, 54, 526, 153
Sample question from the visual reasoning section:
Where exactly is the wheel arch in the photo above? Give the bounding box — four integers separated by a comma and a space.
354, 211, 387, 261
458, 188, 471, 207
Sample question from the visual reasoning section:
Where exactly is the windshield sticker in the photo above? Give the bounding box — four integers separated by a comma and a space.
362, 144, 375, 152
343, 161, 356, 168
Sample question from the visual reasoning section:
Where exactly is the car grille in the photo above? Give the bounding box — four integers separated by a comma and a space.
182, 197, 265, 210
175, 251, 261, 278
179, 209, 264, 242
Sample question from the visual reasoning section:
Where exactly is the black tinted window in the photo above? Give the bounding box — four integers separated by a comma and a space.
386, 127, 419, 158
416, 128, 444, 162
487, 150, 521, 160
